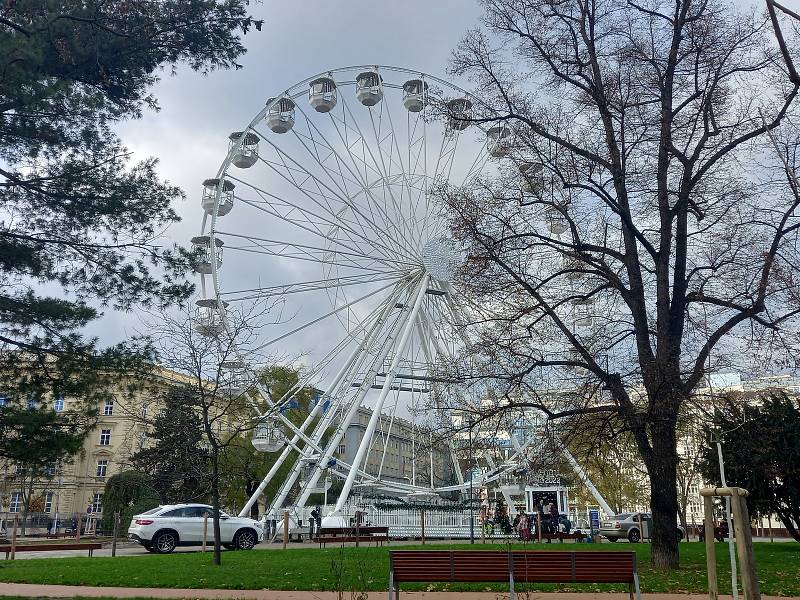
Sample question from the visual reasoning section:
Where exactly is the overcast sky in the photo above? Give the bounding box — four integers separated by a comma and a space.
91, 0, 484, 348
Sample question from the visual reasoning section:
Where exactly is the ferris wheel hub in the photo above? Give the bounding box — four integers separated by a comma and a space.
422, 236, 461, 282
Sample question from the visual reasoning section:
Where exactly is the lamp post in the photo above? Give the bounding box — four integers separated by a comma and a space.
468, 415, 474, 544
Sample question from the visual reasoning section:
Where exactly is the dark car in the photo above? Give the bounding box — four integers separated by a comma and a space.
697, 520, 729, 542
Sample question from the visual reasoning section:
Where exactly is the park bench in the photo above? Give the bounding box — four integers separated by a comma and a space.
315, 525, 389, 547
388, 550, 641, 600
0, 541, 103, 559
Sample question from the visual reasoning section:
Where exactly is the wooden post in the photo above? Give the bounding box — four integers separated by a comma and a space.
282, 510, 289, 550
731, 493, 761, 600
202, 513, 208, 552
703, 496, 718, 600
420, 509, 425, 545
638, 513, 644, 542
536, 513, 542, 543
111, 512, 119, 557
10, 517, 18, 560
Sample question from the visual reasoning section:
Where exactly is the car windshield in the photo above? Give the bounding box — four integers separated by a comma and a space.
140, 507, 161, 515
615, 513, 633, 520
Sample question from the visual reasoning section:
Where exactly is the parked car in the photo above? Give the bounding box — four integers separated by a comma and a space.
599, 513, 685, 543
128, 504, 263, 554
697, 520, 729, 542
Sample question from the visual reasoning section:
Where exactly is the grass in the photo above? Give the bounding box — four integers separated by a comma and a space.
0, 542, 797, 595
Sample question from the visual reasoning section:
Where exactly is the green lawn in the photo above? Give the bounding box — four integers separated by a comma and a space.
0, 542, 797, 595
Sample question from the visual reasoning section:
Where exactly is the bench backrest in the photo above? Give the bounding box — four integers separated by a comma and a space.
318, 526, 388, 535
0, 542, 103, 552
390, 550, 636, 584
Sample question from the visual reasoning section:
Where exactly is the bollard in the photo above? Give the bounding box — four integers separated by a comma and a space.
282, 511, 289, 550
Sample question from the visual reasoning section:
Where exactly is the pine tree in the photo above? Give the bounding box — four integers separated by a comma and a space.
0, 0, 262, 398
131, 388, 211, 503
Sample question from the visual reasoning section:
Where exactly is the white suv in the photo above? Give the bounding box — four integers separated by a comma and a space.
128, 504, 263, 553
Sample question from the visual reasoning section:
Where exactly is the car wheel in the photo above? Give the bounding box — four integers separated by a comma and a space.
628, 528, 641, 543
234, 529, 257, 550
153, 531, 178, 554
606, 537, 618, 543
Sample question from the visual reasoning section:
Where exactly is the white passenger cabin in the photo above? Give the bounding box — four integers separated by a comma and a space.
309, 77, 337, 113
355, 71, 383, 106
201, 178, 234, 216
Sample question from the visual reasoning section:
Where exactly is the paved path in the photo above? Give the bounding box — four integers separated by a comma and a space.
0, 584, 794, 600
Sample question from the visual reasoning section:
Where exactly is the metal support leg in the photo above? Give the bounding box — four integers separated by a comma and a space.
633, 573, 641, 600
388, 571, 394, 600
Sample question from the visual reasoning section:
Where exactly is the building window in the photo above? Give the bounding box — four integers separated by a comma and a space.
91, 493, 103, 514
44, 491, 54, 513
103, 399, 114, 416
53, 396, 65, 412
26, 394, 38, 410
15, 464, 25, 476
44, 461, 56, 476
137, 431, 146, 451
0, 395, 7, 407
141, 405, 148, 420
9, 491, 22, 513
99, 429, 111, 446
96, 459, 108, 477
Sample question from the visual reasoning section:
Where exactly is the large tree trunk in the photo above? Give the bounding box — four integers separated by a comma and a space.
643, 417, 681, 569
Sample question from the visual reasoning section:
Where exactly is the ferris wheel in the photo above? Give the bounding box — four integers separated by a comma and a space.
191, 65, 597, 522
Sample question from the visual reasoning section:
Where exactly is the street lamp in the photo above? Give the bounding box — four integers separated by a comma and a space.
467, 414, 474, 544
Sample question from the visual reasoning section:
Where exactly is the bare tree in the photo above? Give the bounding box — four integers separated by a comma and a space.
444, 0, 800, 568
142, 303, 273, 565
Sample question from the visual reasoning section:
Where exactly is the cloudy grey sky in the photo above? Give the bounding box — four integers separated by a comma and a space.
92, 0, 484, 347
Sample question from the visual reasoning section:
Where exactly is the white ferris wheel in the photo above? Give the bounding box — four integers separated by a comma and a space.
191, 65, 604, 523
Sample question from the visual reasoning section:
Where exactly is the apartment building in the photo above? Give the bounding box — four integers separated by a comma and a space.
0, 368, 185, 522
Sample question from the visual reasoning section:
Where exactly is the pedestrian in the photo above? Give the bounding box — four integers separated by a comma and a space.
518, 512, 530, 541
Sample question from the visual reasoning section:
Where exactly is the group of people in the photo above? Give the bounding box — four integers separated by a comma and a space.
511, 501, 571, 541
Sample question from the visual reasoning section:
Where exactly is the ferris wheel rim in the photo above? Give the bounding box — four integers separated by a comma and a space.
196, 64, 529, 502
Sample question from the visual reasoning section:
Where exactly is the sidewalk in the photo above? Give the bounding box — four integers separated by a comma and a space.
0, 584, 795, 600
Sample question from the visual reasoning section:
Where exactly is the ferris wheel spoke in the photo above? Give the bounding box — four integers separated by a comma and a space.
226, 182, 403, 268
215, 230, 415, 272
331, 90, 421, 259
219, 273, 406, 304
251, 277, 414, 354
255, 122, 419, 265
249, 132, 393, 257
367, 102, 420, 256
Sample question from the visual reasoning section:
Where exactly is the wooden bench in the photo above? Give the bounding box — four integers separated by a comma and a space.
0, 542, 103, 559
389, 550, 641, 600
315, 526, 389, 547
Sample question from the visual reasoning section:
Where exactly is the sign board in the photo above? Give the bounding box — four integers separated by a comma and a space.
588, 508, 600, 532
